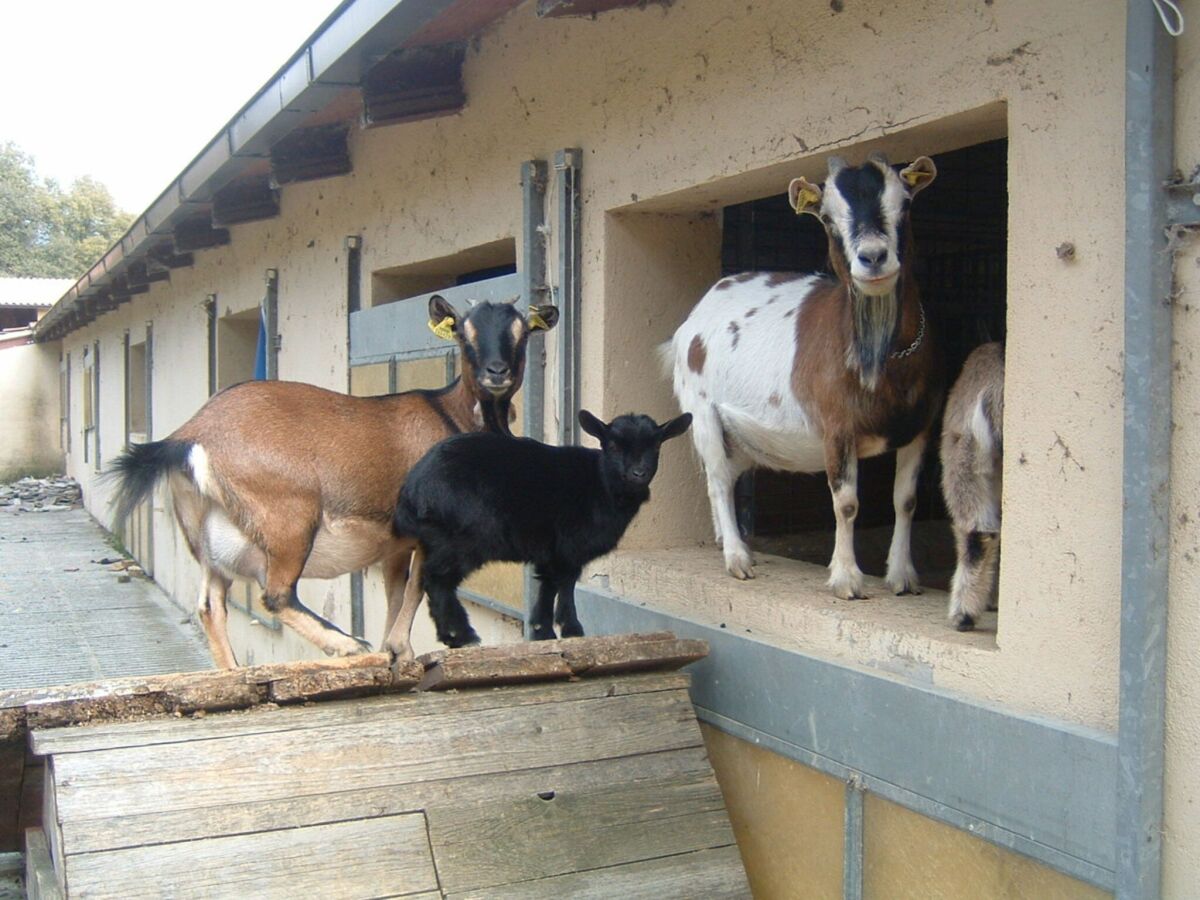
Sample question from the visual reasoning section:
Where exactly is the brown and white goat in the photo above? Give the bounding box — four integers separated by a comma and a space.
940, 341, 1004, 631
667, 153, 942, 599
109, 295, 558, 667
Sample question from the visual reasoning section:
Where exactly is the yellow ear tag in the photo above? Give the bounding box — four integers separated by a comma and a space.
793, 185, 821, 214
528, 310, 549, 331
903, 170, 929, 188
429, 316, 456, 340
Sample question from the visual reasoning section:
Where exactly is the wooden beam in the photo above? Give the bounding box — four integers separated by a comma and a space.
211, 176, 279, 227
147, 243, 194, 270
174, 217, 230, 252
362, 43, 466, 127
125, 260, 170, 288
270, 123, 352, 186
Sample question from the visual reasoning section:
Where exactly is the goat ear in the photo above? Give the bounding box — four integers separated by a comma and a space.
578, 409, 608, 441
428, 294, 459, 340
788, 177, 823, 216
657, 412, 693, 443
528, 305, 560, 332
900, 156, 937, 195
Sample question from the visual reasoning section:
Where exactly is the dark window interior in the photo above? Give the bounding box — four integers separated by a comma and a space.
456, 263, 516, 286
719, 139, 1008, 589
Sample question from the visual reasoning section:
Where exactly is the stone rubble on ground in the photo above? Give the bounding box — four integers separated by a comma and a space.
0, 475, 82, 513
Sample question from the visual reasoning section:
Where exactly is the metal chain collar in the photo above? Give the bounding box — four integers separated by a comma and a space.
891, 300, 926, 360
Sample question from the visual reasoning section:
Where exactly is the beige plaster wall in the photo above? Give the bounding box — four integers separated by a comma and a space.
50, 0, 1199, 888
0, 341, 63, 481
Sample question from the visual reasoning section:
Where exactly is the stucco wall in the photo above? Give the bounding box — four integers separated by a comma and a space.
0, 341, 63, 481
50, 0, 1198, 889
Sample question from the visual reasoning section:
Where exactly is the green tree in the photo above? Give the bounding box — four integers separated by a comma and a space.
0, 142, 132, 278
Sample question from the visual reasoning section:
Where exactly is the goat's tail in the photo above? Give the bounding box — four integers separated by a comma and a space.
106, 439, 194, 526
656, 338, 676, 381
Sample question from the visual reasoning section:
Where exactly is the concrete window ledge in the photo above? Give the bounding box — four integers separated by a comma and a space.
586, 547, 997, 687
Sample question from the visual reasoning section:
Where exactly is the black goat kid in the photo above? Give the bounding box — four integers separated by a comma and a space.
393, 410, 692, 646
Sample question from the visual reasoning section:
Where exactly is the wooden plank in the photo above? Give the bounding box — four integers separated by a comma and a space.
23, 830, 63, 900
52, 688, 702, 822
65, 813, 437, 900
447, 845, 751, 899
42, 763, 63, 894
5, 655, 418, 733
418, 653, 573, 691
416, 632, 676, 667
427, 772, 737, 893
560, 638, 708, 677
416, 633, 709, 683
62, 746, 713, 854
32, 671, 689, 756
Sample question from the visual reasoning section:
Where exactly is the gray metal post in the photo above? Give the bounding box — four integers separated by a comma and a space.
521, 159, 549, 637
263, 269, 280, 380
1118, 2, 1175, 897
843, 777, 864, 900
205, 294, 217, 396
554, 148, 583, 447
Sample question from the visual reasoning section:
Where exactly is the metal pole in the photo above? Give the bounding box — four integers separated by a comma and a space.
1117, 2, 1174, 897
521, 159, 549, 637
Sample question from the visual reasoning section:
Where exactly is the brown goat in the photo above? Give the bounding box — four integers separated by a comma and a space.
667, 154, 942, 599
109, 295, 558, 667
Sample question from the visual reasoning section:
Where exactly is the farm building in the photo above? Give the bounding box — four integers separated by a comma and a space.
18, 0, 1200, 896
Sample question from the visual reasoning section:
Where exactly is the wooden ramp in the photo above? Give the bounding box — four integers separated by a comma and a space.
10, 634, 749, 899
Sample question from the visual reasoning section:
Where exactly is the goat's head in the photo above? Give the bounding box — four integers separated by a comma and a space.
579, 409, 693, 495
429, 295, 559, 429
789, 153, 937, 296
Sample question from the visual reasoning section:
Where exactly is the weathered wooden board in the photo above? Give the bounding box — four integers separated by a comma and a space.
416, 632, 676, 666
51, 688, 700, 821
446, 845, 751, 899
63, 745, 712, 854
2, 654, 421, 736
426, 772, 737, 893
416, 633, 708, 686
417, 653, 574, 691
64, 813, 438, 900
23, 829, 63, 900
32, 672, 689, 757
25, 635, 735, 897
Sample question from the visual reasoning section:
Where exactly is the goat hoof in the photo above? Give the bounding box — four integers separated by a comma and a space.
952, 613, 976, 632
387, 642, 415, 663
559, 622, 585, 639
724, 553, 756, 580
530, 625, 556, 641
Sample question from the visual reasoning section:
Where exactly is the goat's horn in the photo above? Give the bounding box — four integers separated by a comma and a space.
827, 156, 848, 175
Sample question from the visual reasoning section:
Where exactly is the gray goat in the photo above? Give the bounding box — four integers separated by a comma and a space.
939, 341, 1004, 631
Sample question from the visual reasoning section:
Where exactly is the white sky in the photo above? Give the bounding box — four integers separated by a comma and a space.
0, 0, 343, 215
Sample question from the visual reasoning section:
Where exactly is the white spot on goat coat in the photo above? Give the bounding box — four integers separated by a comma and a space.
188, 444, 214, 497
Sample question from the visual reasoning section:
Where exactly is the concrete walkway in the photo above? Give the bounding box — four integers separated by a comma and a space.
0, 507, 211, 692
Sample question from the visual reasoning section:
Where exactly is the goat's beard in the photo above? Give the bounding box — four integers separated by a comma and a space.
847, 283, 898, 392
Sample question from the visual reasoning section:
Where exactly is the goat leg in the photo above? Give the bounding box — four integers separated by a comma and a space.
554, 571, 585, 639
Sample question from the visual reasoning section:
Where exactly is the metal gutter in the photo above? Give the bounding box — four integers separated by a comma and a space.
33, 0, 467, 342
1117, 2, 1178, 897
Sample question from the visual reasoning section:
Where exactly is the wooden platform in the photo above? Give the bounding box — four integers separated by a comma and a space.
10, 634, 749, 898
